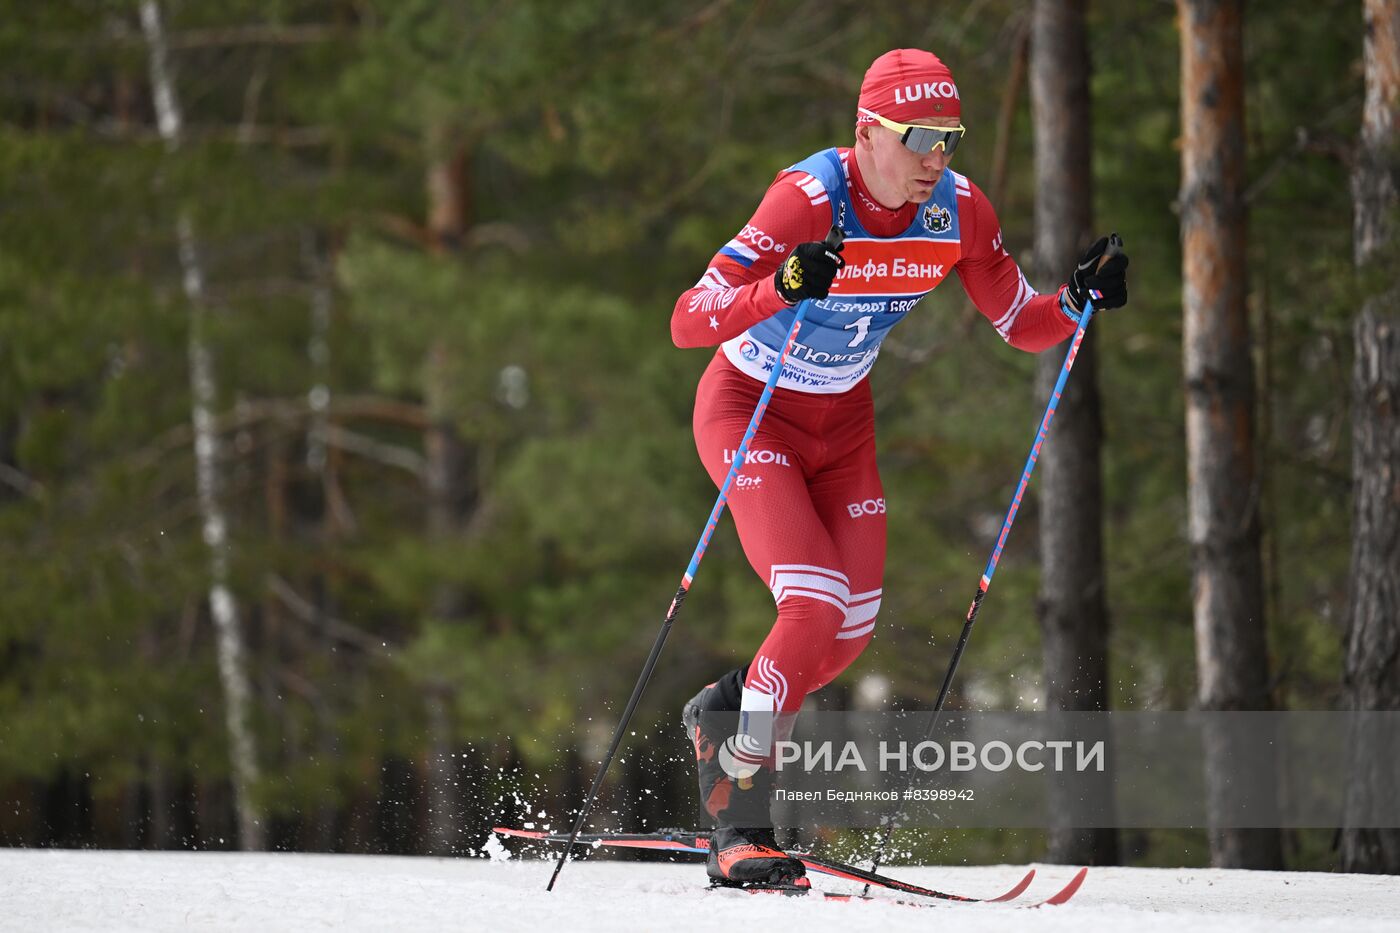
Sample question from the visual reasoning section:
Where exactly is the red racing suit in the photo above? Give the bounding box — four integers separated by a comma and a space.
673, 147, 1076, 717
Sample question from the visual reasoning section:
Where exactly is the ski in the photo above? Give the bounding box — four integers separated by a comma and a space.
796, 868, 1086, 910
810, 866, 1085, 909
492, 826, 1059, 905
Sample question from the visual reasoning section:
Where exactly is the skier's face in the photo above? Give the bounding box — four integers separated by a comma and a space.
864, 117, 959, 206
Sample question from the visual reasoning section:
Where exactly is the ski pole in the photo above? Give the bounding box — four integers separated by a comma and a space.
863, 234, 1122, 885
546, 226, 845, 892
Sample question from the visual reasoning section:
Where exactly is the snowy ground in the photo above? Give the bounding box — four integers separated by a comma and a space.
2, 849, 1399, 932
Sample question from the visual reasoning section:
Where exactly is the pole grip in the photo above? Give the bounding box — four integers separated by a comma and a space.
1096, 232, 1123, 271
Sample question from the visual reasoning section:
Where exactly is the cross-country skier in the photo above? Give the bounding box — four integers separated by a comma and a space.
672, 48, 1129, 888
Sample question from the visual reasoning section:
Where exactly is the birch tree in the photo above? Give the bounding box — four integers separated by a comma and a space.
140, 0, 264, 851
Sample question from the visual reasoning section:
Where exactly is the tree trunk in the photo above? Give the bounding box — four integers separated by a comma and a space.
1341, 0, 1400, 875
303, 228, 334, 476
423, 688, 461, 855
1029, 0, 1119, 866
989, 16, 1031, 209
1178, 0, 1282, 869
421, 127, 475, 855
140, 0, 264, 852
297, 228, 348, 853
146, 759, 174, 849
424, 129, 474, 621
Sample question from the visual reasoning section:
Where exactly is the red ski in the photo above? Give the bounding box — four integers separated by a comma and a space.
493, 827, 1085, 906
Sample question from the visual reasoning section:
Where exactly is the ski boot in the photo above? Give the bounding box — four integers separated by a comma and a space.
682, 668, 806, 890
706, 825, 808, 890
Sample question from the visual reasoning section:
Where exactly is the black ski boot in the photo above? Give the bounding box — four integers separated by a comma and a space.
682, 668, 806, 889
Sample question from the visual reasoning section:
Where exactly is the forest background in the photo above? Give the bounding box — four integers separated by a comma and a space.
1, 0, 1394, 873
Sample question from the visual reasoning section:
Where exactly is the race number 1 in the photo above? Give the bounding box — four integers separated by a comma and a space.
844, 315, 872, 348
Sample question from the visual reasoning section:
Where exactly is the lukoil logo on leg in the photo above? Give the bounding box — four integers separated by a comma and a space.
724, 449, 791, 467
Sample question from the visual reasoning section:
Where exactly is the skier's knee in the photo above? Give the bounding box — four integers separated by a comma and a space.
768, 563, 850, 627
837, 586, 881, 642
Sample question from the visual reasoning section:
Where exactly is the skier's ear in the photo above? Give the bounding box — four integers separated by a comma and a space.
855, 123, 875, 151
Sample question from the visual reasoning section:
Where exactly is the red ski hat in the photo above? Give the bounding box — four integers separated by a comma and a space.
856, 48, 961, 126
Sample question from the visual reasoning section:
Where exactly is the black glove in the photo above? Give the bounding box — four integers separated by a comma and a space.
774, 234, 845, 304
1063, 234, 1129, 313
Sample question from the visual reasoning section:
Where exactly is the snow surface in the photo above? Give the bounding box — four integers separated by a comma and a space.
2, 849, 1398, 932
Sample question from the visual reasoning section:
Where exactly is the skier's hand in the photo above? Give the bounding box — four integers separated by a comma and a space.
1063, 233, 1129, 313
774, 234, 845, 304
